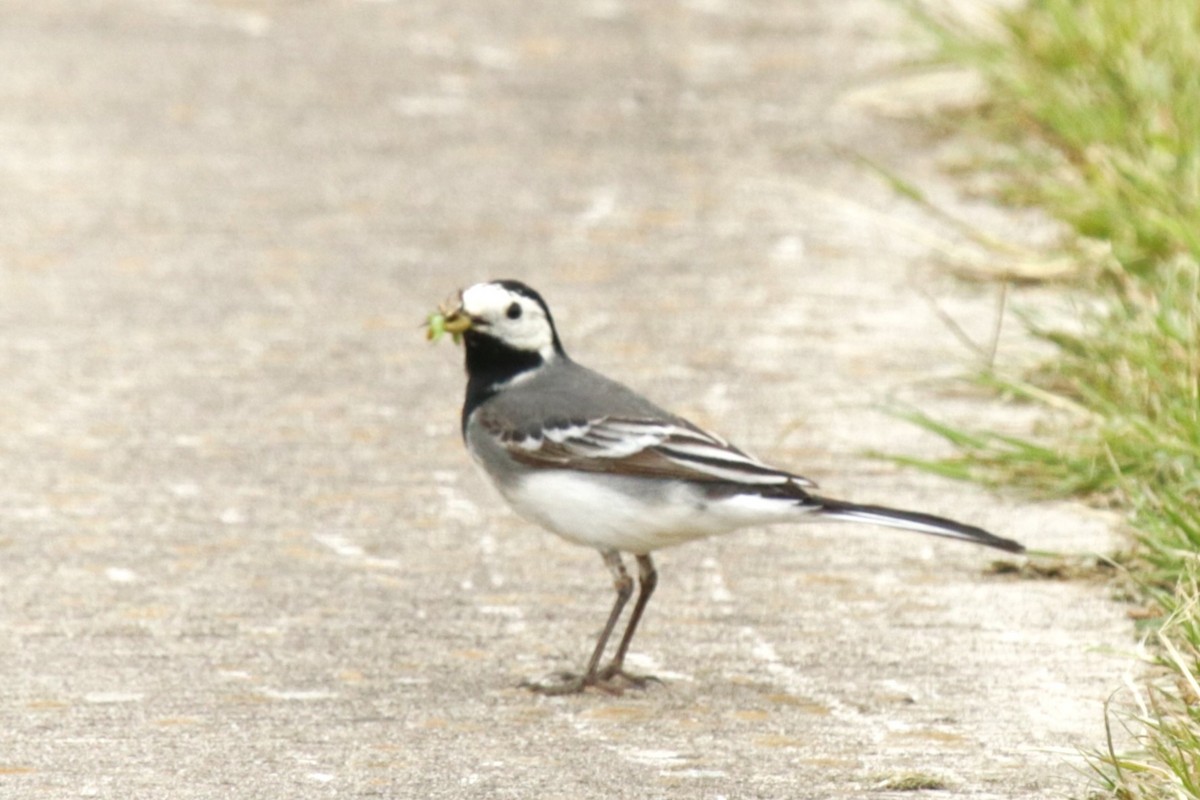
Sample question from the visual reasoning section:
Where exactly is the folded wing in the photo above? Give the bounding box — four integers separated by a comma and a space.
480, 414, 818, 490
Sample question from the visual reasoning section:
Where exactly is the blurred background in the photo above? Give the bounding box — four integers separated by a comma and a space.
0, 1, 1127, 798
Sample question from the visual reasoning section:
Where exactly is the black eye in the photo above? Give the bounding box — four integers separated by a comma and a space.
506, 302, 522, 320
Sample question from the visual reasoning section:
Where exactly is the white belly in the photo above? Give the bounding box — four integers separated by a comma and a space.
497, 469, 804, 554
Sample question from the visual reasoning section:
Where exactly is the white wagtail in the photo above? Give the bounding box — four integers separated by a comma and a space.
429, 279, 1024, 695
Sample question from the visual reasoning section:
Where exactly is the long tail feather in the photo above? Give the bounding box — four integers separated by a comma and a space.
812, 496, 1025, 554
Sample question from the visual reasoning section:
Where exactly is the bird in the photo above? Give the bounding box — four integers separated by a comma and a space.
429, 279, 1024, 695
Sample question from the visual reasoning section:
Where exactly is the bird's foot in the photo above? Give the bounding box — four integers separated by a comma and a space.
520, 671, 591, 696
520, 665, 660, 696
596, 662, 660, 691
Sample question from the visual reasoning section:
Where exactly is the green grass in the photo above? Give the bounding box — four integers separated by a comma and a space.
1089, 569, 1200, 799
901, 0, 1200, 797
914, 0, 1200, 273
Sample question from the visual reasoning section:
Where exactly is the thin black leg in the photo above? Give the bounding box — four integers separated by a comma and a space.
582, 550, 634, 681
607, 554, 657, 672
597, 554, 660, 689
525, 549, 632, 695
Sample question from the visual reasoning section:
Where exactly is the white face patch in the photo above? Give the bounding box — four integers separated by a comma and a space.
460, 282, 558, 359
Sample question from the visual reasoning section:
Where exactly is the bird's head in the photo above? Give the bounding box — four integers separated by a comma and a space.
427, 280, 565, 363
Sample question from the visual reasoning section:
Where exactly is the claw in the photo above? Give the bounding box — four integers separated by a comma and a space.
596, 664, 661, 690
520, 665, 661, 696
520, 673, 589, 696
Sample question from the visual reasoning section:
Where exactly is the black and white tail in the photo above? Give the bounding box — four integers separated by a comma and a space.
813, 496, 1025, 554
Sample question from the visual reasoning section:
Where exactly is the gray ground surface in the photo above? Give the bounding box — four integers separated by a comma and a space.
1, 1, 1131, 798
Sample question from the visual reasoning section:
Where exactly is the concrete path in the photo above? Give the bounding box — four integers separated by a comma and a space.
2, 1, 1129, 797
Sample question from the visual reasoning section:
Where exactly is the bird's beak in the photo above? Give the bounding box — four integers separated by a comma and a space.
425, 291, 474, 344
440, 306, 473, 336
